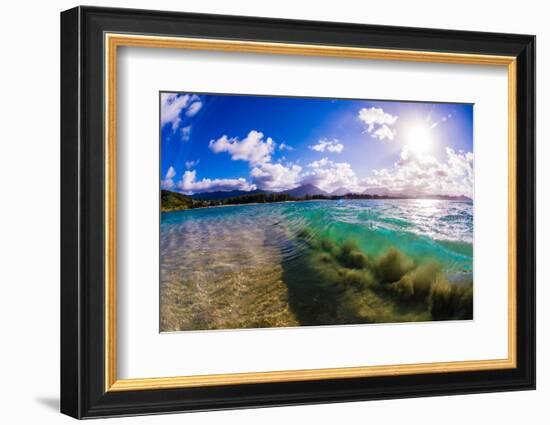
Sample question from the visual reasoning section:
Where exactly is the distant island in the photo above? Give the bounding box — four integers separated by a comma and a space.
161, 184, 472, 212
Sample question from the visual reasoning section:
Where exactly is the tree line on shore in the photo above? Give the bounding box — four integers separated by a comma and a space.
161, 189, 470, 212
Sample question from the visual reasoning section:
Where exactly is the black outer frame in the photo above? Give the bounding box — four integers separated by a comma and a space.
60, 6, 535, 419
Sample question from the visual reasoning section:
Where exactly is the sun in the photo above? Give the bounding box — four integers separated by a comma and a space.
404, 122, 433, 155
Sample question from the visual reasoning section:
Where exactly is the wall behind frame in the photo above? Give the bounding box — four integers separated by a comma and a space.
0, 0, 543, 424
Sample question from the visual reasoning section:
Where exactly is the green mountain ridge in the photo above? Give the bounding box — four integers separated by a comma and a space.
161, 190, 208, 212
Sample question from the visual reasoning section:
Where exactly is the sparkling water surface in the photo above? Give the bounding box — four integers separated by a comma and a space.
161, 199, 473, 275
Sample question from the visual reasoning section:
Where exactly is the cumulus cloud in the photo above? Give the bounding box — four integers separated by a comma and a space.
307, 157, 331, 169
160, 93, 203, 131
177, 170, 256, 194
372, 124, 395, 141
161, 166, 176, 190
302, 158, 359, 193
181, 125, 192, 142
209, 130, 275, 165
250, 155, 359, 193
445, 148, 474, 189
279, 143, 294, 151
208, 130, 354, 192
309, 138, 344, 153
364, 146, 473, 197
186, 101, 202, 117
209, 130, 301, 191
251, 162, 302, 192
358, 107, 398, 131
358, 107, 398, 141
185, 159, 199, 169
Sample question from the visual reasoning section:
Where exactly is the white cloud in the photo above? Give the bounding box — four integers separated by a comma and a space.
209, 130, 275, 165
209, 130, 301, 191
302, 159, 359, 193
208, 130, 353, 192
358, 107, 398, 131
165, 166, 176, 179
279, 143, 294, 151
161, 166, 176, 190
307, 157, 331, 169
309, 138, 344, 153
372, 124, 395, 141
250, 162, 302, 192
160, 93, 202, 131
186, 100, 202, 117
181, 125, 192, 142
177, 170, 256, 194
446, 147, 474, 181
364, 146, 473, 197
185, 159, 199, 169
358, 107, 398, 140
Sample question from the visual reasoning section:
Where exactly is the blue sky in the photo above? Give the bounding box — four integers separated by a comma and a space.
160, 92, 474, 196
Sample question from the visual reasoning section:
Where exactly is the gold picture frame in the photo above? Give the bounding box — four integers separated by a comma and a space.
61, 6, 534, 419
104, 33, 517, 392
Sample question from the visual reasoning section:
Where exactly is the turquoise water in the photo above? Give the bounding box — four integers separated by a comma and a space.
160, 199, 473, 331
161, 199, 473, 277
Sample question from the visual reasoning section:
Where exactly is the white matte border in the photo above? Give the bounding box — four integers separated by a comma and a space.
117, 46, 508, 379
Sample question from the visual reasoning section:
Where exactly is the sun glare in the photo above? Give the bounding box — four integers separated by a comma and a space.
405, 122, 433, 155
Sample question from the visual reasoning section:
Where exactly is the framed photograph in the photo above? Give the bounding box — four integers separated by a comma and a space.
60, 6, 535, 419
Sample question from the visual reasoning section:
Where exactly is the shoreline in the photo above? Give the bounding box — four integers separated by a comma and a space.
161, 198, 331, 213
161, 196, 472, 213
